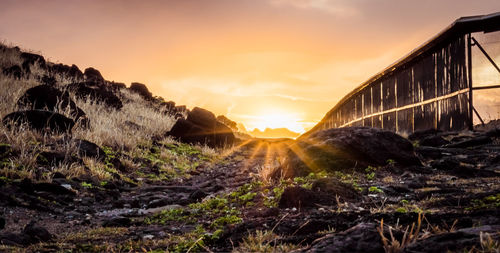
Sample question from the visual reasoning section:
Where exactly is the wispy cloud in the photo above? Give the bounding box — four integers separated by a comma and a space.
269, 0, 360, 17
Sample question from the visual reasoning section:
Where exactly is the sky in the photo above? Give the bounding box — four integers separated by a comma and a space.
1, 0, 499, 134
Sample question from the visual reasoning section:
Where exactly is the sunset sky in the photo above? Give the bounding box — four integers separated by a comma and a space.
1, 0, 500, 133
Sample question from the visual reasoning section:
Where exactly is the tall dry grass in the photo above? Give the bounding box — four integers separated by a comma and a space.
0, 42, 177, 180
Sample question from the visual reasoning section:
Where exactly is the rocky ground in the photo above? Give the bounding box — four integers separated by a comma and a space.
0, 43, 499, 253
1, 127, 499, 252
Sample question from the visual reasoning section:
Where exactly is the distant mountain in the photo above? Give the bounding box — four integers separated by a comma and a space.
250, 127, 301, 139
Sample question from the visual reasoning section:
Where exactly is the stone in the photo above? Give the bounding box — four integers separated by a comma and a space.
278, 186, 337, 209
0, 216, 4, 230
20, 52, 46, 72
278, 127, 421, 178
445, 136, 492, 148
419, 135, 449, 147
83, 67, 104, 82
311, 178, 362, 202
295, 223, 384, 253
68, 82, 123, 110
129, 82, 153, 100
167, 107, 235, 148
2, 65, 23, 79
102, 216, 132, 227
217, 115, 238, 131
23, 221, 53, 243
3, 110, 75, 134
49, 63, 83, 80
74, 139, 106, 160
17, 85, 86, 121
402, 225, 500, 253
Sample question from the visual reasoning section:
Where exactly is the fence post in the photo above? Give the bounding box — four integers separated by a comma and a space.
467, 33, 474, 130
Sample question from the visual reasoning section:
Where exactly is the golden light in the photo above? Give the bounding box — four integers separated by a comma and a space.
251, 112, 304, 133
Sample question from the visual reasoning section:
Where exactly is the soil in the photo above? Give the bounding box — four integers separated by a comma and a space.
0, 130, 499, 252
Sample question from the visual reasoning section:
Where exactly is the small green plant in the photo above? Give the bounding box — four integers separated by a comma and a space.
386, 159, 396, 165
81, 182, 93, 188
100, 181, 108, 187
366, 172, 375, 180
369, 186, 383, 193
396, 207, 407, 213
466, 194, 500, 210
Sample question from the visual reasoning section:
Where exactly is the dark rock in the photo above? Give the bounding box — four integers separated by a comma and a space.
3, 110, 75, 133
167, 107, 235, 148
49, 63, 83, 80
295, 223, 384, 253
20, 52, 46, 72
41, 75, 57, 86
36, 151, 68, 166
74, 139, 106, 160
278, 186, 336, 209
34, 182, 76, 196
217, 115, 238, 131
279, 127, 421, 178
161, 101, 176, 112
17, 85, 86, 121
189, 189, 208, 202
0, 232, 33, 246
419, 135, 449, 147
446, 136, 492, 148
23, 221, 53, 243
403, 225, 500, 253
415, 146, 443, 159
102, 216, 131, 227
2, 65, 23, 79
68, 82, 123, 110
129, 82, 152, 100
83, 67, 104, 82
311, 178, 362, 202
408, 128, 442, 141
0, 216, 4, 230
109, 81, 126, 90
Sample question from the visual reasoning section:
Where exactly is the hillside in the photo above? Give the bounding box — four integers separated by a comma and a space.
0, 44, 499, 252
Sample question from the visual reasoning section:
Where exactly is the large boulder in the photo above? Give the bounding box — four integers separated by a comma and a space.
17, 85, 86, 121
83, 67, 104, 83
3, 110, 75, 134
129, 82, 152, 100
167, 107, 235, 148
278, 127, 421, 178
68, 81, 123, 110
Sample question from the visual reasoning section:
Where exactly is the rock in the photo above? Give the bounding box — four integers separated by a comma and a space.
189, 189, 208, 202
278, 186, 336, 209
109, 81, 126, 90
3, 110, 75, 133
311, 178, 362, 202
408, 128, 442, 141
0, 216, 4, 230
36, 151, 68, 166
2, 65, 23, 79
167, 107, 235, 148
74, 139, 106, 160
49, 63, 83, 80
129, 82, 152, 100
33, 182, 76, 196
161, 101, 176, 112
217, 115, 238, 131
295, 223, 384, 253
20, 52, 46, 72
279, 127, 421, 178
68, 81, 123, 110
23, 221, 52, 243
419, 135, 449, 147
403, 225, 500, 253
445, 136, 492, 148
83, 67, 104, 82
102, 216, 131, 227
17, 85, 86, 121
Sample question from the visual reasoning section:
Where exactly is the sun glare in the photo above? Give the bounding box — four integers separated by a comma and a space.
253, 112, 304, 133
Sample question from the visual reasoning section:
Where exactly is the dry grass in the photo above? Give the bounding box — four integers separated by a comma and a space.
0, 42, 177, 180
233, 230, 299, 253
